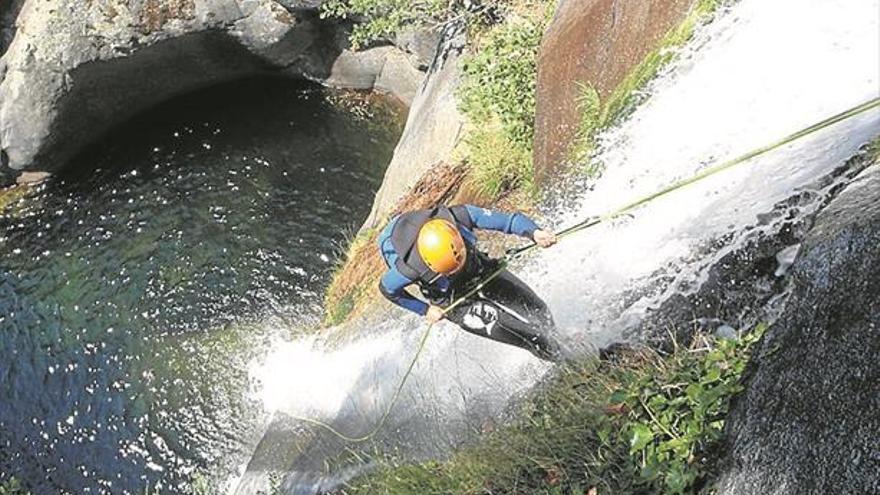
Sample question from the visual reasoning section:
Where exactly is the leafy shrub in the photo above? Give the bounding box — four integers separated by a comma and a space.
0, 478, 28, 495
608, 327, 764, 494
458, 17, 545, 148
321, 0, 509, 49
321, 0, 447, 49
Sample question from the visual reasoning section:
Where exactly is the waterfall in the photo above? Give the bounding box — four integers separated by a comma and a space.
241, 0, 880, 492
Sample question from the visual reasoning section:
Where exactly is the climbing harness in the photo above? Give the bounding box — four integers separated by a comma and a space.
289, 96, 880, 443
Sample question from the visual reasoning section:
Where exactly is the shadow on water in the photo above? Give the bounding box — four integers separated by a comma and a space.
0, 76, 404, 493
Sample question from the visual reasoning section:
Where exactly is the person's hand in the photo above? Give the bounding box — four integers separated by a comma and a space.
533, 229, 557, 248
425, 305, 445, 324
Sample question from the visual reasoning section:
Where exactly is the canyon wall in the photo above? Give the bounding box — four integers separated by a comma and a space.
0, 0, 426, 183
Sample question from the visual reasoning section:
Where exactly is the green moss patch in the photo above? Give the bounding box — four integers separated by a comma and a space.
0, 184, 31, 216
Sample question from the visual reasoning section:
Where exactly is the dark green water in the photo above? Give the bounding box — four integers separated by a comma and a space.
0, 77, 403, 493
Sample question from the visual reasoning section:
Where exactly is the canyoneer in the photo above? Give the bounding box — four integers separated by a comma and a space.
377, 204, 562, 361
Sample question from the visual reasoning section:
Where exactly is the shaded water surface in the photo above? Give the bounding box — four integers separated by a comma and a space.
0, 77, 403, 493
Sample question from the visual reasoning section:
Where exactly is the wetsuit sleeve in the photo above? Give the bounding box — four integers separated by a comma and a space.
376, 227, 429, 316
378, 267, 429, 316
463, 204, 540, 239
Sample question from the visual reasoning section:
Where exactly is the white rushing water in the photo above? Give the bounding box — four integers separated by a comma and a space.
241, 0, 879, 490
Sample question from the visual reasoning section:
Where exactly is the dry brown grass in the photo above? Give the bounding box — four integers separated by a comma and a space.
322, 157, 543, 326
140, 0, 195, 33
323, 161, 472, 325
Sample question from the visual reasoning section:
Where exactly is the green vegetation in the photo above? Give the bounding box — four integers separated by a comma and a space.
320, 0, 467, 50
322, 0, 553, 201
605, 0, 722, 125
457, 8, 552, 199
569, 82, 602, 176
459, 117, 536, 199
323, 226, 383, 326
0, 478, 28, 495
459, 17, 546, 148
326, 290, 357, 326
0, 184, 30, 216
342, 325, 765, 494
866, 135, 880, 160
569, 0, 725, 170
320, 0, 437, 49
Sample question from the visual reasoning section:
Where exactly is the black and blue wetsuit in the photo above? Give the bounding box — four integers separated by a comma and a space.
377, 204, 560, 361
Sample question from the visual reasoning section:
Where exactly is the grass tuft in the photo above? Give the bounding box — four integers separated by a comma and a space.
461, 119, 536, 200
323, 227, 384, 327
568, 82, 603, 176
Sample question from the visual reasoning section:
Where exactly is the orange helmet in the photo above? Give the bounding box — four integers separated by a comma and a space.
417, 219, 466, 275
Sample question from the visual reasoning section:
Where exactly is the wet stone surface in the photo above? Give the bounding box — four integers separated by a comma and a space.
626, 155, 871, 349
716, 161, 880, 494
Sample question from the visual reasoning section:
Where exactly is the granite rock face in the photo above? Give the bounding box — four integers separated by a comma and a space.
716, 163, 880, 494
533, 0, 692, 178
0, 0, 424, 181
361, 23, 466, 230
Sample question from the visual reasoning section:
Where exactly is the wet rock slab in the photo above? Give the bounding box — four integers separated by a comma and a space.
716, 163, 880, 494
533, 0, 693, 178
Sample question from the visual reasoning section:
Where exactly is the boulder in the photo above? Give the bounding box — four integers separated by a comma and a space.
533, 0, 692, 178
716, 163, 880, 494
325, 45, 423, 104
0, 0, 426, 182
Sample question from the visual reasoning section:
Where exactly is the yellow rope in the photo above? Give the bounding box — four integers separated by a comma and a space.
289, 97, 879, 443
287, 321, 434, 442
